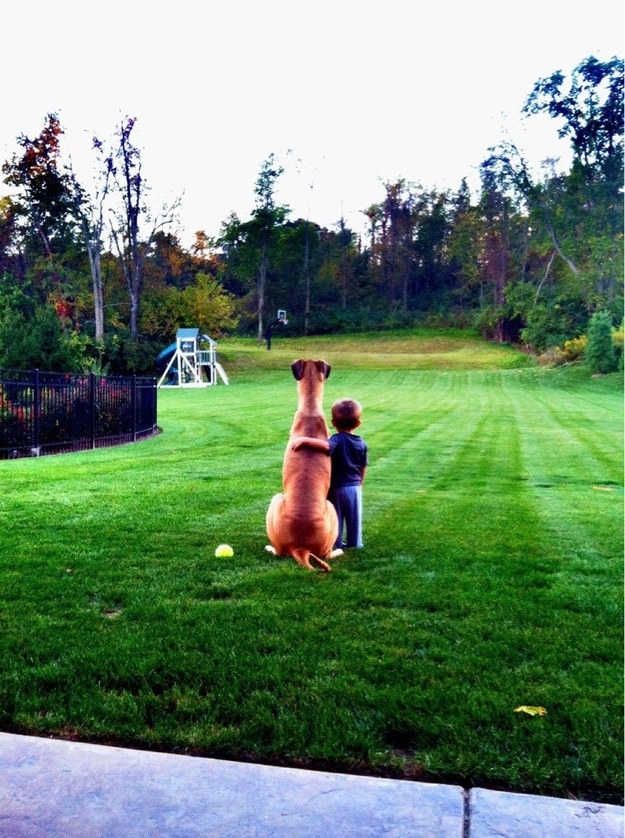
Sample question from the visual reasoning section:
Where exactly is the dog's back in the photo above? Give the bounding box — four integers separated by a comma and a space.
266, 360, 340, 571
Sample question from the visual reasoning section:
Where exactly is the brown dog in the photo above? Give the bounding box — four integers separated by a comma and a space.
265, 359, 342, 571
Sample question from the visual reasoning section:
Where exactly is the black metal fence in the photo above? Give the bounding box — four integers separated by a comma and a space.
0, 369, 158, 460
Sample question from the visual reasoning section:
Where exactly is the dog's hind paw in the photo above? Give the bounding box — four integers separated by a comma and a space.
265, 545, 277, 555
329, 548, 344, 558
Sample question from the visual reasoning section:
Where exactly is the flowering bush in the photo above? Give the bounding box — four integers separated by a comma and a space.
0, 387, 30, 450
540, 325, 624, 369
558, 335, 587, 363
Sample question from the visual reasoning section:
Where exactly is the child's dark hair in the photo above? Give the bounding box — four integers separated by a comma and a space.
331, 398, 362, 431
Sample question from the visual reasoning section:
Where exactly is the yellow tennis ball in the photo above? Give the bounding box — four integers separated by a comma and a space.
215, 544, 234, 557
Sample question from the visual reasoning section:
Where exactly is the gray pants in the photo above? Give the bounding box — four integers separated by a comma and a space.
329, 484, 363, 549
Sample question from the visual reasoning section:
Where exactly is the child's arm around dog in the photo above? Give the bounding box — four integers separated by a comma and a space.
290, 436, 330, 453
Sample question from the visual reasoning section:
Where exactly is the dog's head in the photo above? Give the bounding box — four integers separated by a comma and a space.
291, 359, 331, 382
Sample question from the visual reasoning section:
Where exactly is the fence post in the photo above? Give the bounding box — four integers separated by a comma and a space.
132, 376, 137, 441
90, 373, 96, 449
33, 369, 40, 454
152, 377, 157, 431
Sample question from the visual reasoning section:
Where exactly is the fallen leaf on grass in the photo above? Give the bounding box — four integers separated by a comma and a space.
514, 705, 547, 716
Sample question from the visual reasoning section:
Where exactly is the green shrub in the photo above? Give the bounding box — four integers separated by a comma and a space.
0, 304, 87, 373
585, 310, 617, 374
612, 323, 624, 370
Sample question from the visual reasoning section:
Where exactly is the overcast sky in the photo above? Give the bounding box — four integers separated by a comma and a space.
1, 0, 622, 245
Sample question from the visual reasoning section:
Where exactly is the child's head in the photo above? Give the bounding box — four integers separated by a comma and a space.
331, 398, 362, 432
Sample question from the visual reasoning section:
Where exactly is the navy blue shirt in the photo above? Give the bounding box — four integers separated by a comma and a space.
328, 432, 368, 489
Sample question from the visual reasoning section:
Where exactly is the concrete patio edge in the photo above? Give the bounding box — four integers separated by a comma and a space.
1, 733, 622, 837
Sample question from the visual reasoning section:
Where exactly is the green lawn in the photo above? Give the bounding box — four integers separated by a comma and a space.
1, 331, 622, 803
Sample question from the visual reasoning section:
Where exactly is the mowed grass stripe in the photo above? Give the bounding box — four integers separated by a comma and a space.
517, 388, 621, 486
503, 376, 623, 564
366, 372, 553, 559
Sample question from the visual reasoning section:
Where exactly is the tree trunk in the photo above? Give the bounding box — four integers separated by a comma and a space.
129, 234, 142, 342
303, 227, 310, 334
86, 240, 104, 342
257, 233, 268, 342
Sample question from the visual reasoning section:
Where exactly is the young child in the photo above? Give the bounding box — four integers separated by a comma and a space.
290, 398, 368, 549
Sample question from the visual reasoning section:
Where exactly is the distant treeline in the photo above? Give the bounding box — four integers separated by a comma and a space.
0, 56, 622, 374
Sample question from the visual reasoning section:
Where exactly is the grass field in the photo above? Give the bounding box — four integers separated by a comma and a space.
1, 330, 622, 803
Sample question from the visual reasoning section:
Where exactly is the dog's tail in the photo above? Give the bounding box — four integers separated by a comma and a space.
291, 548, 331, 572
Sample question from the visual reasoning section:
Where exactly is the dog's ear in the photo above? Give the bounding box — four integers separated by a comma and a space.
291, 360, 305, 381
316, 360, 331, 380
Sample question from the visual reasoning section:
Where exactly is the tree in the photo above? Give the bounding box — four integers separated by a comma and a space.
67, 135, 115, 343
366, 180, 418, 311
181, 273, 239, 337
0, 196, 25, 285
447, 180, 483, 310
302, 218, 313, 334
522, 58, 624, 317
250, 153, 289, 341
332, 218, 360, 311
413, 190, 453, 303
146, 231, 208, 291
109, 117, 181, 343
523, 56, 624, 182
358, 203, 381, 299
1, 114, 95, 345
217, 156, 289, 338
264, 219, 319, 323
478, 57, 624, 347
381, 180, 415, 311
2, 113, 74, 262
585, 310, 617, 373
475, 159, 517, 342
